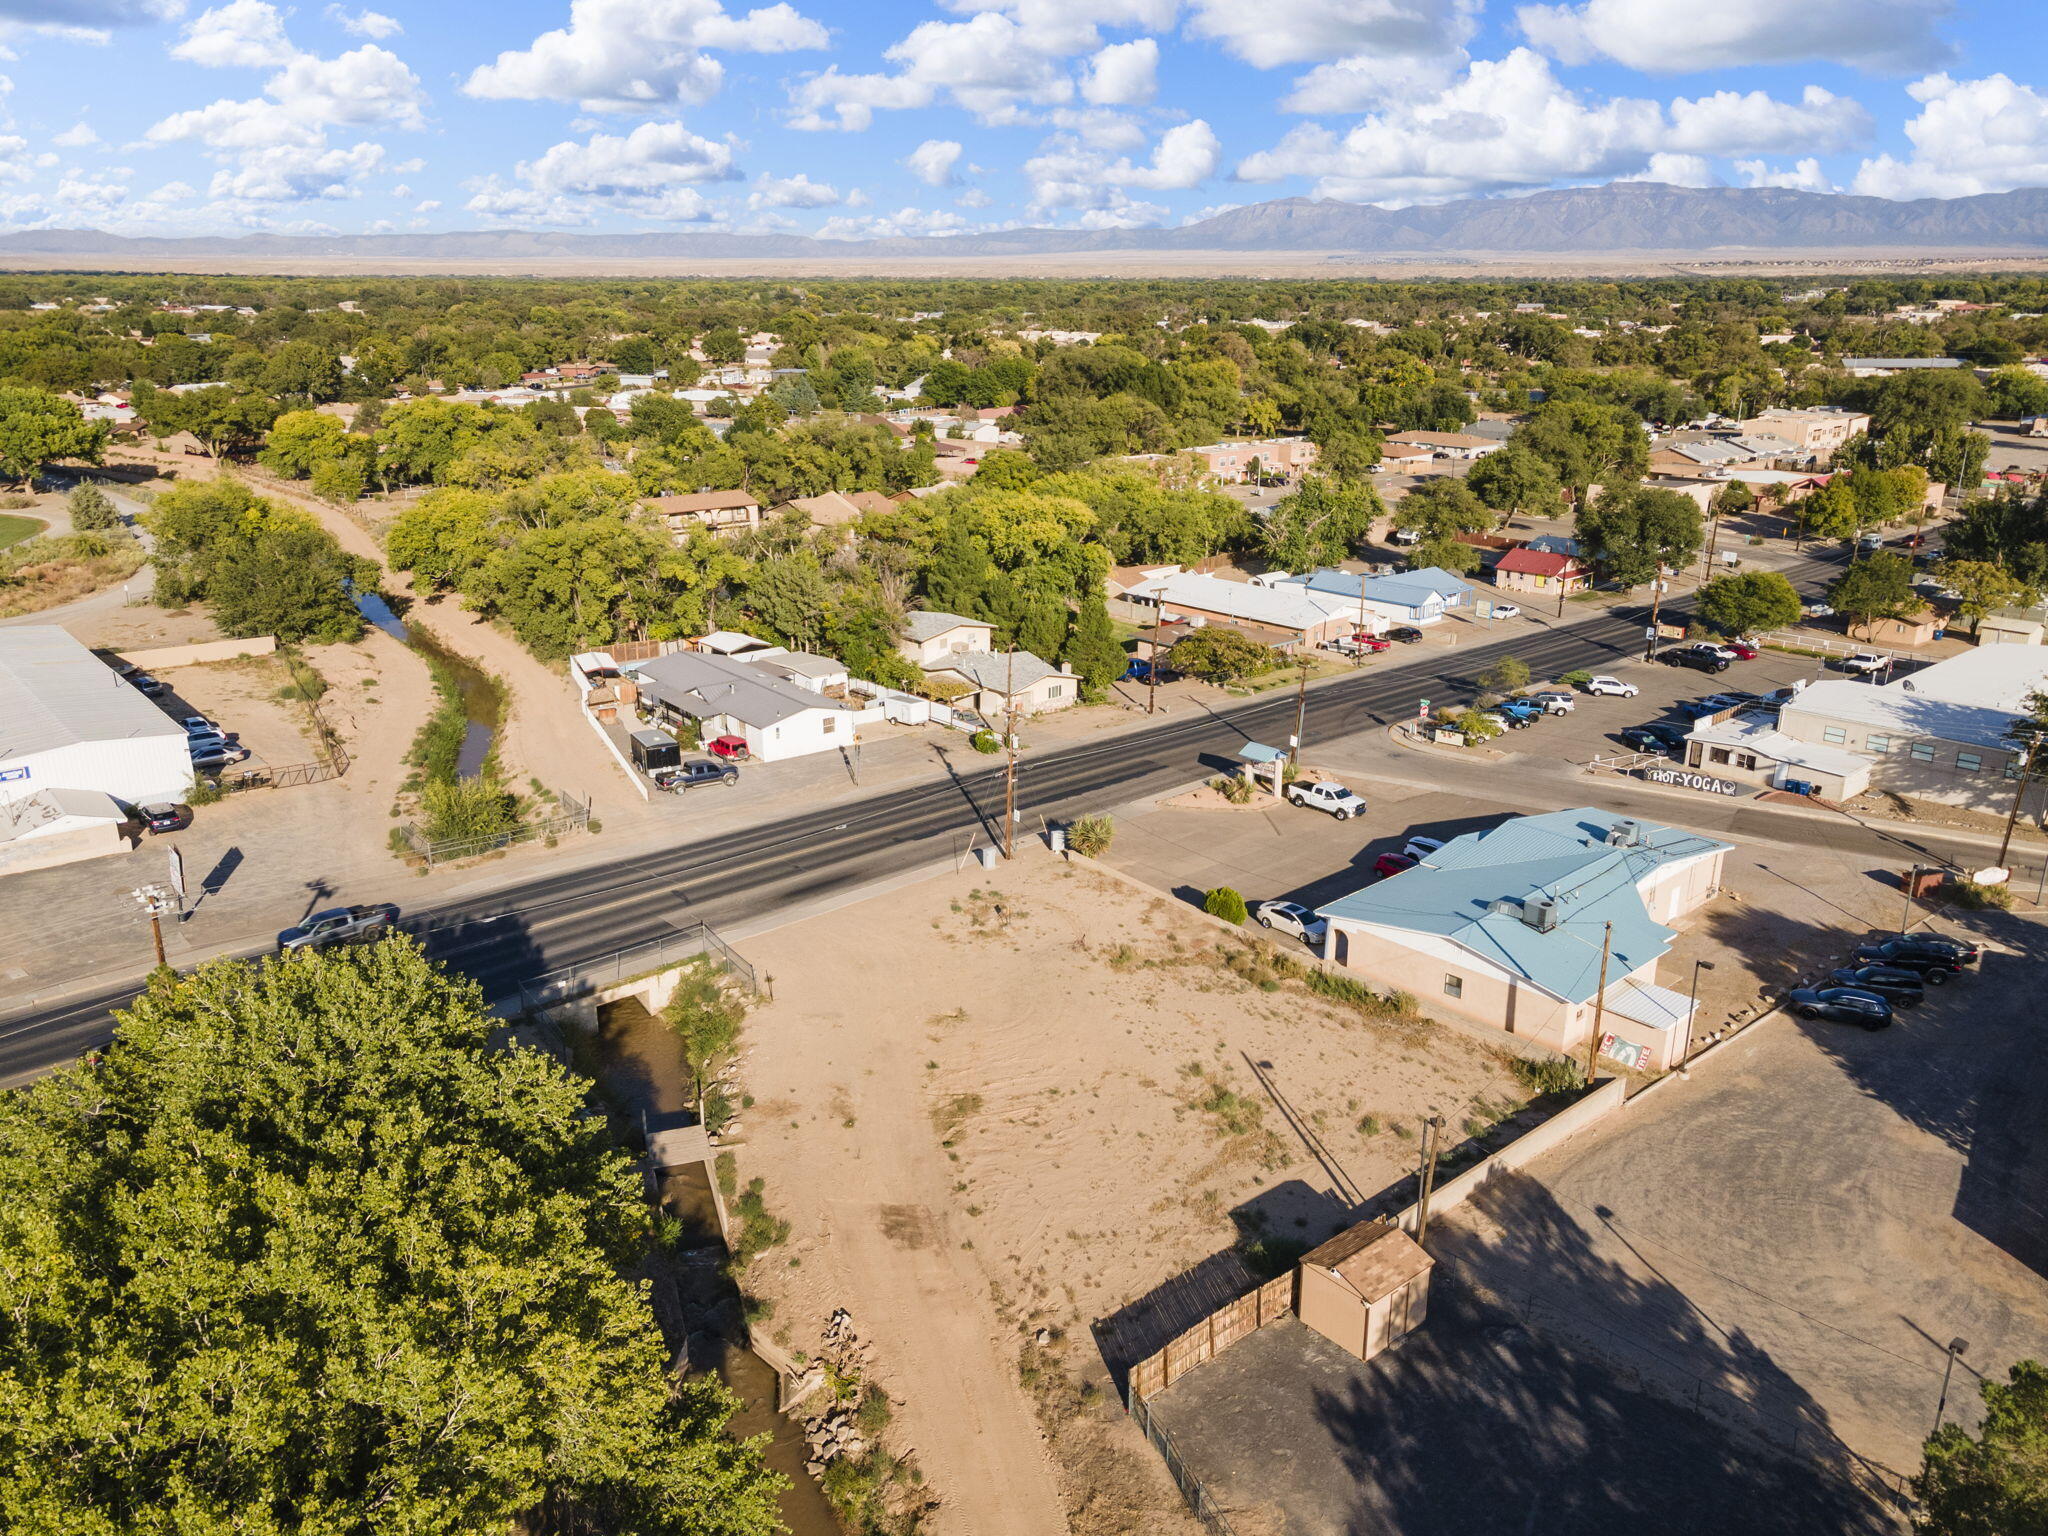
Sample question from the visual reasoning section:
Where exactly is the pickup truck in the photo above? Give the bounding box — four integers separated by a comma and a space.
1328, 634, 1390, 656
1838, 652, 1892, 676
1494, 699, 1544, 727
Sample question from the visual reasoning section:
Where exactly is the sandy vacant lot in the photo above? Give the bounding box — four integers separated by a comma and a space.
732, 849, 1532, 1536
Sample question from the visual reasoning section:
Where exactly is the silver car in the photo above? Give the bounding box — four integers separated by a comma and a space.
276, 903, 401, 952
1255, 901, 1327, 945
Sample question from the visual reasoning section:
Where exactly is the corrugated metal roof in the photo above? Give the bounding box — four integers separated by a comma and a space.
630, 651, 844, 729
0, 627, 185, 761
1317, 809, 1728, 1005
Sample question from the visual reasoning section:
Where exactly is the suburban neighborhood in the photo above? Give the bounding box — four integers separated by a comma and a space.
7, 258, 2048, 1536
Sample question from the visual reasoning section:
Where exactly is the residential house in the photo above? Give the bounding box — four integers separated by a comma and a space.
1843, 357, 1965, 378
695, 630, 778, 658
749, 650, 851, 693
1775, 646, 2048, 814
626, 650, 858, 762
1376, 442, 1435, 470
1978, 603, 2048, 646
898, 610, 996, 668
1316, 809, 1729, 1073
1186, 438, 1320, 484
921, 650, 1078, 717
1381, 430, 1504, 461
646, 490, 762, 538
774, 490, 897, 528
1491, 546, 1590, 598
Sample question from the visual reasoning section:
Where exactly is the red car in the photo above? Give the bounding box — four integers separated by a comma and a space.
707, 734, 752, 760
1373, 852, 1416, 879
1725, 641, 1760, 660
1348, 633, 1392, 652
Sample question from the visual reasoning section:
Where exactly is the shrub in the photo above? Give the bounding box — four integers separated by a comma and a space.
1456, 708, 1503, 742
1204, 886, 1249, 924
67, 483, 119, 531
1560, 669, 1593, 689
1210, 774, 1254, 804
1065, 813, 1114, 857
420, 776, 520, 845
1477, 655, 1531, 695
969, 728, 1001, 754
1507, 1053, 1585, 1097
1948, 878, 2014, 911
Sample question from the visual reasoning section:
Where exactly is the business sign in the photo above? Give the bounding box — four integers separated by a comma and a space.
0, 766, 28, 782
1600, 1033, 1650, 1072
1639, 766, 1744, 797
1655, 623, 1687, 640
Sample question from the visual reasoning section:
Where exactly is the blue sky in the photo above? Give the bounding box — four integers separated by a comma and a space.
0, 0, 2039, 238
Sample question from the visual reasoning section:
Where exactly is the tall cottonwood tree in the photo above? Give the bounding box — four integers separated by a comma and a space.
0, 943, 782, 1536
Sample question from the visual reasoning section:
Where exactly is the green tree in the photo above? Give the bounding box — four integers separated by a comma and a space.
1697, 570, 1802, 635
1828, 552, 1917, 626
1936, 558, 2034, 627
1262, 475, 1383, 571
1204, 886, 1249, 924
743, 551, 832, 651
1514, 399, 1651, 501
66, 482, 119, 531
662, 961, 749, 1099
1798, 477, 1863, 541
1476, 655, 1530, 696
1464, 443, 1562, 519
1914, 1359, 2048, 1536
0, 386, 107, 488
1169, 627, 1282, 683
922, 524, 995, 615
259, 339, 346, 404
1575, 484, 1704, 588
700, 327, 745, 365
0, 944, 783, 1536
260, 408, 351, 479
1063, 593, 1126, 701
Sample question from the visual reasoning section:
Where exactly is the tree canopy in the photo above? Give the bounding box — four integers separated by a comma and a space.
1915, 1359, 2048, 1536
0, 942, 783, 1536
1575, 484, 1704, 588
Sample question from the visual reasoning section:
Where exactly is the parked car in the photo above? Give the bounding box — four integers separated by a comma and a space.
276, 902, 400, 952
1386, 626, 1425, 643
1333, 633, 1390, 654
1838, 652, 1892, 676
1494, 699, 1544, 728
132, 673, 167, 698
1802, 602, 1835, 618
1254, 901, 1326, 945
1401, 835, 1446, 862
1689, 642, 1740, 663
1488, 603, 1523, 621
1828, 966, 1925, 1006
1678, 696, 1737, 720
1620, 723, 1687, 753
1889, 532, 1929, 549
1722, 640, 1761, 661
1123, 657, 1173, 683
1659, 649, 1730, 674
653, 758, 740, 791
181, 716, 218, 735
1850, 934, 1977, 976
1373, 852, 1417, 879
706, 734, 752, 760
1390, 527, 1422, 546
1286, 780, 1366, 820
1529, 691, 1574, 714
1760, 686, 1799, 708
1582, 675, 1638, 697
137, 802, 192, 834
1788, 987, 1894, 1028
188, 744, 249, 770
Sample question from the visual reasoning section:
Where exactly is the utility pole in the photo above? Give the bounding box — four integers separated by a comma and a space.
1001, 643, 1019, 860
1146, 625, 1159, 715
1414, 1112, 1447, 1246
131, 884, 179, 967
1584, 920, 1613, 1084
1996, 733, 2041, 871
1290, 655, 1310, 766
1647, 571, 1666, 658
1901, 863, 1921, 933
1703, 508, 1722, 583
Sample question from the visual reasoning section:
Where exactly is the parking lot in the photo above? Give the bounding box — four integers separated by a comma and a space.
1438, 898, 2048, 1474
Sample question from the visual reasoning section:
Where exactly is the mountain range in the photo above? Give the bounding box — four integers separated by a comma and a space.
11, 182, 2048, 261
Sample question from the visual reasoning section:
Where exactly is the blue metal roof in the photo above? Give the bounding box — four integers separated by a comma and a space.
1315, 808, 1729, 1004
1288, 567, 1474, 609
1237, 743, 1288, 764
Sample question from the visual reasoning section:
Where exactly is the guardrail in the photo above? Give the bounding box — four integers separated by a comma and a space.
515, 920, 758, 1018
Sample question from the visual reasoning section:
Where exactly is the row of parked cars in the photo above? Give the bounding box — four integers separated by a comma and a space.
1253, 833, 1449, 945
1786, 931, 1981, 1030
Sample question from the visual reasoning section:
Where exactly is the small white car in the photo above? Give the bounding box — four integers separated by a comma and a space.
1692, 643, 1740, 662
1802, 601, 1835, 618
1489, 603, 1523, 621
1286, 780, 1367, 820
1401, 835, 1446, 862
1255, 901, 1327, 945
1583, 675, 1639, 697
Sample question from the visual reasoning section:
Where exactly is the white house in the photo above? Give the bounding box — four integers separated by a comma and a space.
899, 610, 996, 668
626, 651, 862, 763
0, 627, 192, 812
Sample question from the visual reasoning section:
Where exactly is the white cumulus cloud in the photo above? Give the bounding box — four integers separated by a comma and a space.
170, 0, 294, 66
465, 119, 739, 224
1081, 38, 1156, 106
748, 170, 840, 208
326, 5, 400, 37
1516, 0, 1956, 74
1851, 72, 2048, 200
465, 0, 827, 112
904, 137, 963, 186
53, 122, 101, 148
1026, 118, 1219, 221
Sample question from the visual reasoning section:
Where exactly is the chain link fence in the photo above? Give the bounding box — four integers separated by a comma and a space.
399, 790, 591, 868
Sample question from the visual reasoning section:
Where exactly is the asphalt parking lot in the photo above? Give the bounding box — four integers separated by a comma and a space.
1437, 899, 2048, 1475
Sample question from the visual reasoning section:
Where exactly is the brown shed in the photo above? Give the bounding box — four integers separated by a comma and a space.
1296, 1220, 1433, 1362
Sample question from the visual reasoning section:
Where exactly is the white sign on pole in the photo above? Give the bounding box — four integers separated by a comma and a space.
167, 846, 186, 899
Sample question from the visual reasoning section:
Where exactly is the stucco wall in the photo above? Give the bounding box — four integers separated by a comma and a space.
116, 636, 277, 669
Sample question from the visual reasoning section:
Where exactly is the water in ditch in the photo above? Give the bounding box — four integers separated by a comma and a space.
595, 997, 841, 1536
354, 588, 500, 779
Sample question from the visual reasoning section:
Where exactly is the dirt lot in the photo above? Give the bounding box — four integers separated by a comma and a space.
731, 849, 1543, 1536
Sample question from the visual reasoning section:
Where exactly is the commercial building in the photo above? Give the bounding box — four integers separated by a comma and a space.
1680, 710, 1873, 801
1380, 430, 1503, 461
1186, 438, 1320, 484
0, 627, 191, 810
1734, 408, 1871, 459
1122, 571, 1360, 650
1316, 809, 1730, 1073
1490, 547, 1590, 598
1277, 568, 1475, 629
1775, 646, 2048, 815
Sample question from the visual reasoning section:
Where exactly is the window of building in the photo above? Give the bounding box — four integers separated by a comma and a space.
822, 715, 837, 734
1910, 742, 1936, 763
1866, 734, 1891, 753
1822, 726, 1847, 744
1444, 974, 1463, 999
1957, 751, 1982, 772
1047, 684, 1064, 699
1708, 747, 1731, 765
1736, 754, 1758, 770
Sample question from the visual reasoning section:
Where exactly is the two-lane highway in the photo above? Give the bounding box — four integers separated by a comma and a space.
0, 554, 1854, 1083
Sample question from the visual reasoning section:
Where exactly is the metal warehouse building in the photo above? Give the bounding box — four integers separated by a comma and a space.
0, 626, 192, 811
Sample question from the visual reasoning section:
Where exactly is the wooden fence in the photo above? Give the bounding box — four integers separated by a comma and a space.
1125, 1270, 1295, 1403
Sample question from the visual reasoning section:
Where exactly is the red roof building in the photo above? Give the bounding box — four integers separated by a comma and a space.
1492, 546, 1591, 596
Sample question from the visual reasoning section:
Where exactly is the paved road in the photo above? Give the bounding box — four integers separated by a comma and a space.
0, 548, 1904, 1082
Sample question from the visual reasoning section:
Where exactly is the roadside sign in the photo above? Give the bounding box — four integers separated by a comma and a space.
167, 847, 185, 900
1644, 626, 1657, 640
1418, 698, 1430, 718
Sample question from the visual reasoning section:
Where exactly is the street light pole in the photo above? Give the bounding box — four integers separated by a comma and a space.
1290, 656, 1310, 766
1001, 644, 1018, 860
1682, 960, 1715, 1073
1933, 1338, 1970, 1435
